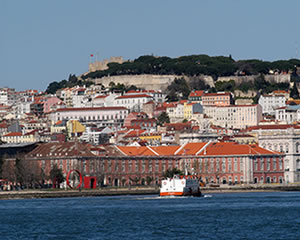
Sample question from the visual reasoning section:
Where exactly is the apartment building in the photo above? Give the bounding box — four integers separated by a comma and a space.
49, 107, 129, 128
258, 94, 286, 115
202, 92, 233, 106
204, 104, 262, 129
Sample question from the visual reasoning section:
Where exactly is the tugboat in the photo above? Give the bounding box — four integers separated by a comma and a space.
160, 174, 201, 197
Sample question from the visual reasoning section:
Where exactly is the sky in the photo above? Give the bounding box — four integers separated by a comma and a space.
1, 0, 300, 91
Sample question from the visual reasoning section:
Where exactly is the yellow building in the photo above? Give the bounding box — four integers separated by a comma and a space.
184, 103, 193, 120
67, 120, 85, 138
139, 134, 162, 145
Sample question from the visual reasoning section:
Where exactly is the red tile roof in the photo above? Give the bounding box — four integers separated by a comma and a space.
115, 94, 153, 99
4, 132, 22, 137
112, 142, 281, 157
189, 90, 204, 97
203, 92, 231, 97
56, 107, 128, 112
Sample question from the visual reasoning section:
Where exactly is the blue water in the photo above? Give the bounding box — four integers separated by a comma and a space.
0, 192, 300, 240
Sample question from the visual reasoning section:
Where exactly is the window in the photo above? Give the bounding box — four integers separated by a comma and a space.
122, 160, 125, 172
149, 160, 152, 172
128, 160, 132, 172
222, 158, 226, 173
108, 160, 111, 172
115, 160, 119, 172
279, 158, 283, 170
267, 158, 270, 171
273, 158, 277, 171
156, 160, 159, 172
142, 160, 145, 173
135, 161, 139, 172
228, 158, 232, 172
260, 158, 264, 171
210, 159, 214, 173
234, 158, 238, 172
240, 158, 244, 171
254, 158, 258, 171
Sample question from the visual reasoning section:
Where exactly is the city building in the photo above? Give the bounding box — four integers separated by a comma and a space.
247, 124, 300, 183
204, 104, 262, 129
25, 141, 284, 187
49, 107, 129, 128
114, 94, 153, 112
202, 92, 233, 106
258, 94, 286, 115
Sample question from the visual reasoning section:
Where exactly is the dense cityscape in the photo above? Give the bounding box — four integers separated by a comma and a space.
1, 56, 300, 191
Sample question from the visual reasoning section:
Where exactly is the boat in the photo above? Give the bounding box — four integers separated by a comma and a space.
160, 175, 201, 197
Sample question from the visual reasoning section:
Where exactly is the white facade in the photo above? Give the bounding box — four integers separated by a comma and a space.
114, 94, 153, 112
255, 126, 300, 183
275, 105, 300, 124
49, 107, 129, 128
204, 104, 262, 129
258, 94, 286, 115
0, 88, 16, 106
167, 103, 184, 123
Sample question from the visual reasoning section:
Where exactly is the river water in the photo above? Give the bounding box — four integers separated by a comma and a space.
0, 192, 300, 240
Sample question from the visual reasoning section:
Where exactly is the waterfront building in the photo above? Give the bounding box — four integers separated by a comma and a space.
247, 124, 300, 183
24, 141, 284, 187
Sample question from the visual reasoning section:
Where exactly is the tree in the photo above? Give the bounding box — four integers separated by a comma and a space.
50, 164, 65, 188
290, 83, 300, 99
157, 112, 170, 126
146, 176, 153, 185
129, 176, 141, 185
163, 168, 184, 178
167, 77, 190, 100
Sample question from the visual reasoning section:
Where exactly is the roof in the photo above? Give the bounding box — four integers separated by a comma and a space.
189, 90, 204, 97
115, 94, 153, 99
56, 107, 128, 112
112, 142, 281, 157
3, 132, 22, 137
247, 124, 300, 131
94, 95, 108, 99
27, 142, 95, 158
203, 92, 231, 97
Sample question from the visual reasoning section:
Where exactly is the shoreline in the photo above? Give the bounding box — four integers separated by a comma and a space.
1, 184, 300, 200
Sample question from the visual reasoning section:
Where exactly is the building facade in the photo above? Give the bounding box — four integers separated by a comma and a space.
49, 107, 129, 128
24, 142, 284, 187
204, 104, 262, 129
258, 94, 286, 115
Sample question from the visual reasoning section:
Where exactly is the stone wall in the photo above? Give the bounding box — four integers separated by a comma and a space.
92, 74, 215, 91
217, 74, 291, 85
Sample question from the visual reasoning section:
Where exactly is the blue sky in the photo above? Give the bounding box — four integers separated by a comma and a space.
1, 0, 299, 91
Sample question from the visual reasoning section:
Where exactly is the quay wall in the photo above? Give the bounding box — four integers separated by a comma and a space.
1, 185, 300, 200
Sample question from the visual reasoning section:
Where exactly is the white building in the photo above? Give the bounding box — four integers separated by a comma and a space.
49, 107, 129, 128
114, 94, 153, 112
248, 125, 300, 183
0, 88, 16, 106
125, 90, 166, 103
258, 94, 286, 115
166, 102, 185, 123
204, 104, 262, 129
92, 93, 120, 107
275, 105, 300, 124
